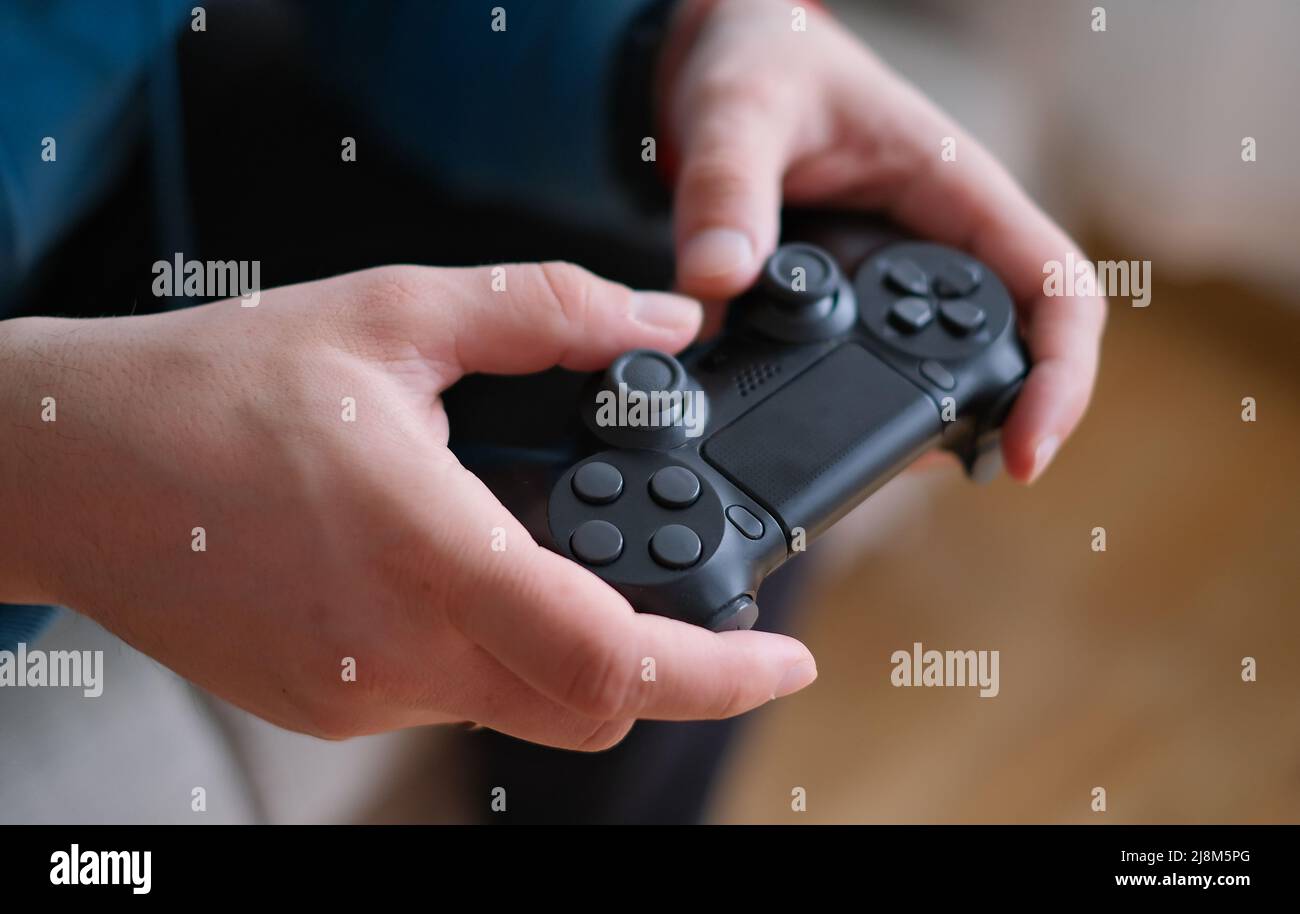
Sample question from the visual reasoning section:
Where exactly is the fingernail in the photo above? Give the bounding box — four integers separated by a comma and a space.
774, 659, 818, 699
630, 292, 702, 331
680, 228, 754, 280
1029, 435, 1060, 483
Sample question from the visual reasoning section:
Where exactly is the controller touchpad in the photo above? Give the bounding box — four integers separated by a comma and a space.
703, 343, 942, 537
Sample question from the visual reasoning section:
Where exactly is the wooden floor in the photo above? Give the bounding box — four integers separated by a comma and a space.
711, 265, 1300, 823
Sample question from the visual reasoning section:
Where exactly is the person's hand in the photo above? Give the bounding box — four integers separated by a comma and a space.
0, 264, 817, 747
658, 0, 1106, 482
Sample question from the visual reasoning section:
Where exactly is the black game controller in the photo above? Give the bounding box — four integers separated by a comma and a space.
449, 213, 1029, 631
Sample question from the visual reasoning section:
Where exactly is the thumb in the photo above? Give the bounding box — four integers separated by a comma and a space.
671, 88, 800, 300
388, 262, 702, 382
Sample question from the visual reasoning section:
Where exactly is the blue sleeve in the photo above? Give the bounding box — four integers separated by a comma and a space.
304, 0, 663, 229
0, 1, 191, 644
0, 0, 192, 306
0, 605, 59, 653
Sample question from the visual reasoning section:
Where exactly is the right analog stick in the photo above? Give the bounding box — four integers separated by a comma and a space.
747, 243, 857, 342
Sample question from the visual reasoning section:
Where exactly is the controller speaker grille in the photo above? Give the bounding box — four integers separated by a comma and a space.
735, 362, 781, 397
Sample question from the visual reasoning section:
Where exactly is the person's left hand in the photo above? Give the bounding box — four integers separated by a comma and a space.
657, 0, 1106, 483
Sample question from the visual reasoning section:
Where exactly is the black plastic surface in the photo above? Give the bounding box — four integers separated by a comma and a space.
455, 213, 1032, 631
704, 343, 943, 536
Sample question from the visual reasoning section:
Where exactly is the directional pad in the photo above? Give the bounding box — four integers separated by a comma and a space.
884, 259, 929, 296
933, 262, 982, 298
888, 296, 934, 333
939, 299, 986, 335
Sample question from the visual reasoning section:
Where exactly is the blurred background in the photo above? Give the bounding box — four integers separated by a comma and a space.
3, 0, 1296, 825
711, 0, 1300, 823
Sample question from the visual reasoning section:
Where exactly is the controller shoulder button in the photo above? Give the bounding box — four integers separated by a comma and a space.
572, 461, 624, 505
920, 359, 957, 391
706, 595, 759, 632
725, 504, 765, 540
888, 296, 934, 333
969, 436, 1004, 484
649, 524, 703, 569
939, 300, 987, 335
649, 466, 701, 508
933, 262, 983, 298
570, 520, 624, 566
884, 258, 930, 296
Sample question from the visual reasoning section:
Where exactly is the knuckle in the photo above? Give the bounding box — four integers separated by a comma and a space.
679, 153, 754, 203
534, 261, 595, 332
347, 265, 429, 338
710, 675, 755, 720
693, 71, 787, 123
559, 640, 642, 721
573, 718, 635, 753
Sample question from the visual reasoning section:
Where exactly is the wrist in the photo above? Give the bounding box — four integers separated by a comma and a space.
0, 317, 100, 604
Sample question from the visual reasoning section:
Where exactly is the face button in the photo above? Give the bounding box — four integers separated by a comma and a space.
933, 261, 982, 298
920, 359, 956, 391
649, 465, 701, 508
572, 461, 623, 505
649, 524, 703, 569
939, 300, 987, 335
570, 520, 624, 566
888, 296, 934, 333
725, 505, 765, 540
760, 243, 840, 309
884, 259, 930, 296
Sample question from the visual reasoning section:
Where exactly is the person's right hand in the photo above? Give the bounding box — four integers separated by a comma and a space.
0, 263, 817, 748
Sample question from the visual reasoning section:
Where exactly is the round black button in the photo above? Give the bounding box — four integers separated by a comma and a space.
570, 520, 623, 566
571, 461, 623, 505
649, 524, 702, 569
760, 243, 840, 308
649, 466, 701, 508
